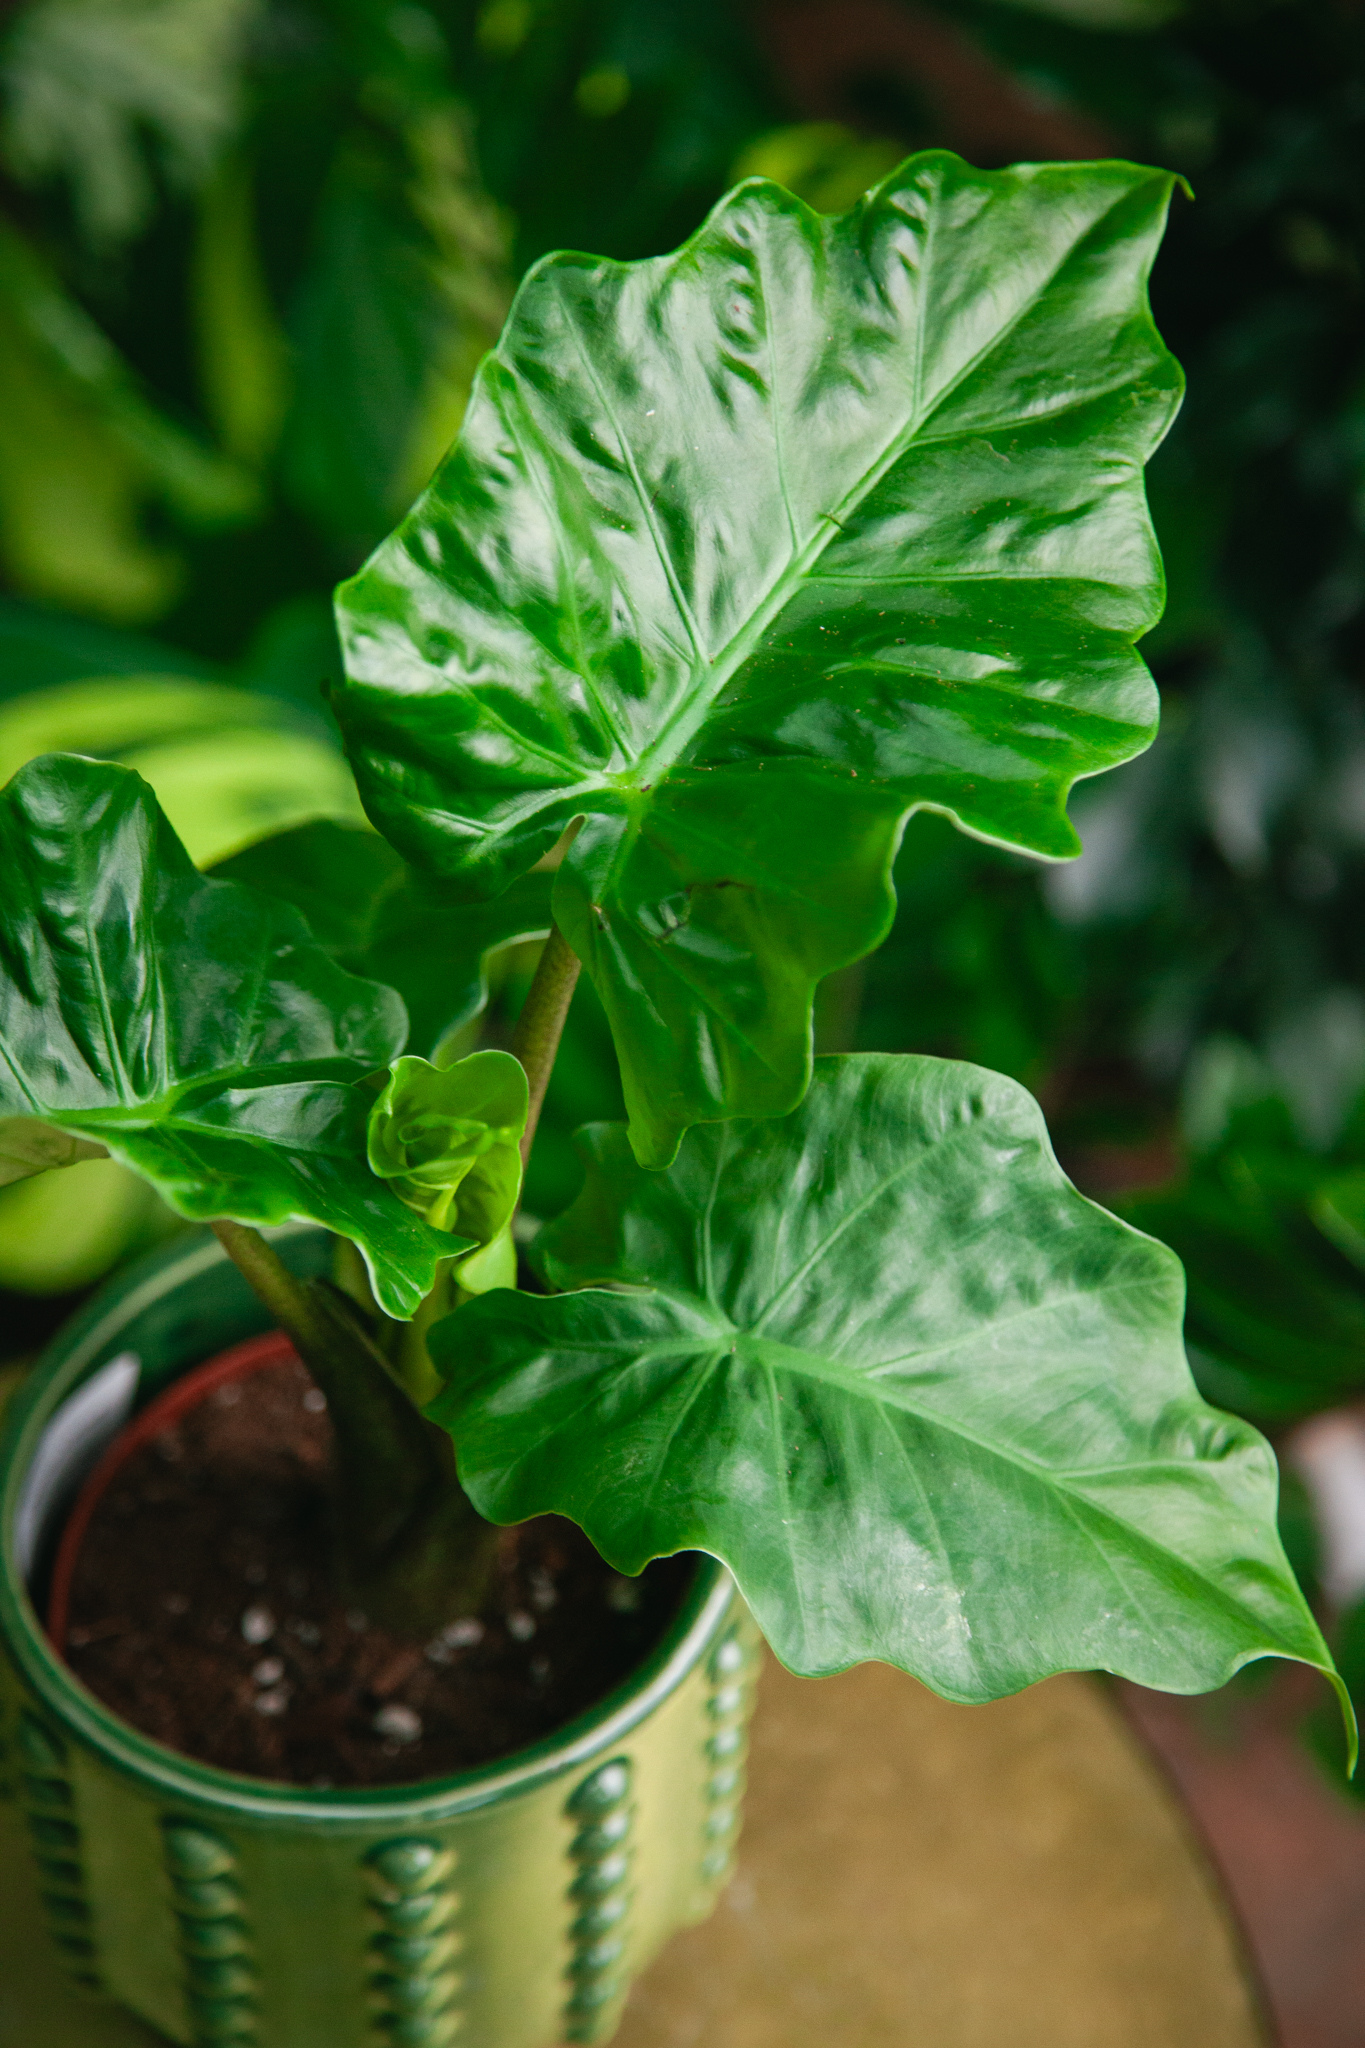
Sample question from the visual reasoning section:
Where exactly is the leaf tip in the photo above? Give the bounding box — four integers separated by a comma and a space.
626, 1115, 684, 1172
1333, 1666, 1360, 1778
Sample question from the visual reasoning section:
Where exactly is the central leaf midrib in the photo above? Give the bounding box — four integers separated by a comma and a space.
609, 186, 1131, 788
46, 1060, 363, 1129
710, 1317, 1283, 1626
569, 1300, 1296, 1655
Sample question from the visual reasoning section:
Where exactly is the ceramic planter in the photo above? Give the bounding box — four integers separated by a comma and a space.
0, 1226, 759, 2048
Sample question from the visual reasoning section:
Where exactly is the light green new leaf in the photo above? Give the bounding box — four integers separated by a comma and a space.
432, 1057, 1342, 1711
368, 1051, 527, 1284
335, 151, 1183, 1166
0, 753, 462, 1316
214, 820, 553, 1056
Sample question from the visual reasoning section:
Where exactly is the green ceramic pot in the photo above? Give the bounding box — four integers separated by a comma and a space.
0, 1226, 759, 2048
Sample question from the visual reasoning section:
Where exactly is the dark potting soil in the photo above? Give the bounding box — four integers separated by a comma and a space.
63, 1357, 691, 1788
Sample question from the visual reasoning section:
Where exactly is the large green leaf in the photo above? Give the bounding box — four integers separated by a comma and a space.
0, 754, 461, 1316
335, 150, 1183, 1166
214, 820, 552, 1056
431, 1057, 1338, 1707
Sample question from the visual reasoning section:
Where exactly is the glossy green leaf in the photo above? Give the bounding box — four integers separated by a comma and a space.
335, 150, 1183, 1166
0, 1116, 106, 1186
213, 821, 554, 1056
0, 753, 460, 1316
432, 1056, 1338, 1707
367, 1050, 527, 1265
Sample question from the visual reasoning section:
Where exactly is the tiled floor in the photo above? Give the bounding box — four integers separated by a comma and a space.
2, 1659, 1266, 2047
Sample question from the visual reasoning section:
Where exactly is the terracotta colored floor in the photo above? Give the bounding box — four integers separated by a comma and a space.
1121, 1669, 1365, 2048
1, 1659, 1266, 2048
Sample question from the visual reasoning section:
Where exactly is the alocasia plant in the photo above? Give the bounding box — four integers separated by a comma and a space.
332, 150, 1182, 1169
0, 152, 1350, 1731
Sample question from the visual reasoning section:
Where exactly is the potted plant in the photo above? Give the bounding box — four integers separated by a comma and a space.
0, 150, 1346, 2048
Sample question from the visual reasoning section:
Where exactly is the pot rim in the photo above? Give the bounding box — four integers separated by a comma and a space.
47, 1328, 305, 1651
0, 1226, 734, 1826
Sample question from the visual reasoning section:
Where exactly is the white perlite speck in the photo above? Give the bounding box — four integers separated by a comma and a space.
240, 1604, 275, 1644
442, 1617, 484, 1648
374, 1704, 422, 1744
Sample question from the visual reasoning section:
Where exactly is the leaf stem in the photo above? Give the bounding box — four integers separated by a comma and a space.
211, 1217, 495, 1628
510, 921, 581, 1168
211, 1218, 332, 1359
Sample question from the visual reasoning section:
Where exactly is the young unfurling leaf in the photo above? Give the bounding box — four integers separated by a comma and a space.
367, 1050, 526, 1287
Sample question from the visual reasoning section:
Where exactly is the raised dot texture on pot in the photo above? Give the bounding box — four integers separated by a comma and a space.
364, 1838, 464, 2047
570, 1894, 627, 1941
16, 1710, 66, 1773
562, 1758, 634, 2045
697, 1628, 756, 1895
569, 1808, 631, 1859
370, 1840, 455, 1892
570, 1848, 630, 1900
17, 1711, 101, 1993
380, 1889, 460, 1935
165, 1825, 238, 1881
160, 1823, 259, 2046
566, 1761, 630, 1815
380, 2016, 465, 2048
371, 1930, 462, 1971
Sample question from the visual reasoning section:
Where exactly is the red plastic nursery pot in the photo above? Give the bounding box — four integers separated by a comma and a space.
47, 1330, 298, 1655
0, 1226, 757, 2048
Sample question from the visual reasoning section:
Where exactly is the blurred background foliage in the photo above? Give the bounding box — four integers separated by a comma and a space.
6, 0, 1365, 1729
